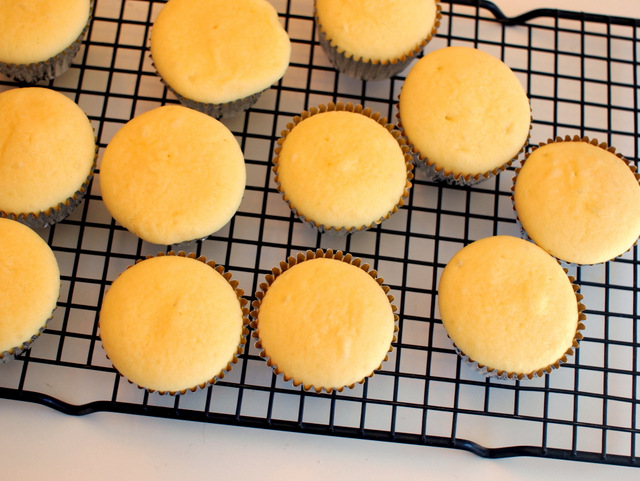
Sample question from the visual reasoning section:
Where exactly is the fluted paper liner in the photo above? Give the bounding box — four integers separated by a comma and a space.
273, 101, 414, 235
396, 95, 532, 186
0, 140, 98, 229
511, 135, 640, 265
250, 249, 399, 394
0, 1, 94, 84
451, 271, 586, 381
315, 1, 442, 81
0, 314, 54, 363
99, 251, 250, 396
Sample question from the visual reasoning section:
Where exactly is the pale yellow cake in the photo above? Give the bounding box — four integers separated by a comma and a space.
0, 218, 60, 360
99, 105, 246, 245
438, 236, 583, 379
0, 87, 96, 226
0, 0, 91, 82
399, 46, 531, 183
99, 253, 248, 394
274, 103, 412, 232
252, 251, 397, 392
315, 0, 440, 80
513, 137, 640, 265
150, 0, 291, 116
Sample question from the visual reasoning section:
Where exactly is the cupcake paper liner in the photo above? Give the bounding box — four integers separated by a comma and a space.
100, 251, 250, 396
511, 135, 640, 265
314, 1, 442, 81
451, 271, 586, 381
250, 248, 399, 394
0, 143, 98, 229
273, 101, 414, 235
396, 95, 532, 186
0, 316, 53, 363
0, 1, 94, 84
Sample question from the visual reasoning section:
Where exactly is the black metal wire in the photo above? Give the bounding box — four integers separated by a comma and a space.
0, 0, 639, 467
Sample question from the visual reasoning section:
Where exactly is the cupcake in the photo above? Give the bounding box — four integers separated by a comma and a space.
437, 235, 586, 380
0, 0, 93, 83
0, 218, 60, 362
273, 102, 413, 234
512, 136, 640, 265
0, 87, 97, 228
150, 0, 291, 119
98, 251, 249, 395
315, 0, 441, 81
99, 104, 246, 246
251, 249, 398, 393
398, 46, 531, 184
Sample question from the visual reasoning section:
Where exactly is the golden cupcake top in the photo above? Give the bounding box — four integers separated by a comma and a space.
315, 0, 439, 63
438, 236, 584, 379
0, 87, 96, 217
274, 103, 412, 231
99, 253, 248, 394
150, 0, 291, 104
0, 218, 60, 358
0, 0, 90, 64
399, 46, 531, 180
513, 137, 640, 265
252, 250, 397, 392
99, 105, 246, 245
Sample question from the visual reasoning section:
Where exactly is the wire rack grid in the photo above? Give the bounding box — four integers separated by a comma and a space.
0, 0, 639, 467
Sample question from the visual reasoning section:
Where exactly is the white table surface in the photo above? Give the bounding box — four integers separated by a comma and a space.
3, 1, 640, 478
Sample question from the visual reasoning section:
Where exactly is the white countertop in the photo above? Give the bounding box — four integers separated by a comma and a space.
2, 1, 640, 478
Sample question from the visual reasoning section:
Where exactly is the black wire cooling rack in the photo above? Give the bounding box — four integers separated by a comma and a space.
1, 0, 639, 467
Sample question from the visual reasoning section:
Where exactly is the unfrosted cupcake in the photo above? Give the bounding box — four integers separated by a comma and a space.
438, 235, 585, 380
150, 0, 291, 119
512, 136, 640, 265
398, 46, 531, 184
315, 0, 441, 81
99, 105, 246, 246
273, 102, 413, 234
0, 87, 97, 228
0, 0, 93, 83
251, 249, 398, 393
99, 251, 249, 395
0, 218, 60, 362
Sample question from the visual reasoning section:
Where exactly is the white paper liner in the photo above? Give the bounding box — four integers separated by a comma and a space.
0, 1, 94, 84
273, 101, 414, 235
250, 249, 399, 394
99, 251, 250, 396
511, 135, 640, 265
314, 1, 442, 81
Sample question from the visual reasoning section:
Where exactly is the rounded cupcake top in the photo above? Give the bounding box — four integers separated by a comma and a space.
99, 253, 248, 394
399, 46, 531, 181
0, 0, 91, 64
438, 235, 584, 379
315, 0, 439, 64
99, 105, 246, 245
252, 250, 397, 392
0, 218, 60, 358
513, 137, 640, 265
274, 103, 412, 232
0, 87, 96, 218
150, 0, 291, 105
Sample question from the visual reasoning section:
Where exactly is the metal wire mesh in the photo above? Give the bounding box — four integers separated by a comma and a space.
0, 0, 638, 467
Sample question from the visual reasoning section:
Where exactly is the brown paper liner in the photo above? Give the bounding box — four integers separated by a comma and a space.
451, 270, 586, 381
315, 1, 442, 81
511, 135, 640, 265
273, 101, 414, 234
250, 248, 399, 393
0, 314, 54, 363
99, 251, 250, 396
0, 1, 94, 84
0, 141, 98, 229
396, 95, 532, 186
